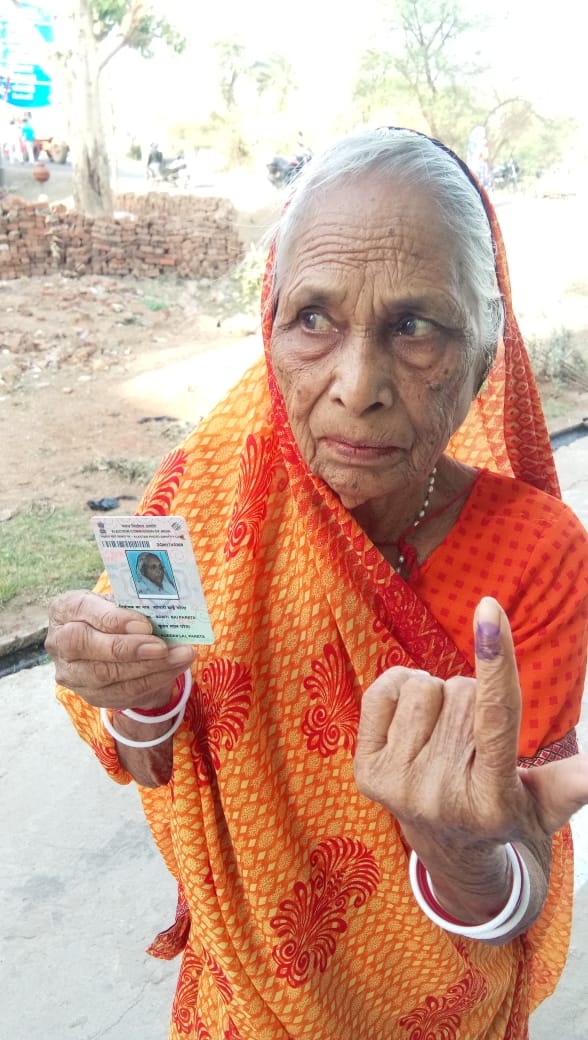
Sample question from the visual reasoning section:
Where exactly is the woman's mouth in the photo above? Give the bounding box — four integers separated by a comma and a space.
322, 437, 399, 461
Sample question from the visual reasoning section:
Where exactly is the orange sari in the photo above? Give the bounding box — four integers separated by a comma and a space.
57, 180, 588, 1039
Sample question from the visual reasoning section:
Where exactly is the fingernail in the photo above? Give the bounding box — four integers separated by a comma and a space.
475, 597, 501, 660
168, 645, 196, 665
137, 642, 168, 660
126, 619, 152, 634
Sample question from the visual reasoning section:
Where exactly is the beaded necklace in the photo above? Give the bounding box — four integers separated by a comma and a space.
373, 467, 437, 576
396, 466, 437, 570
374, 468, 476, 579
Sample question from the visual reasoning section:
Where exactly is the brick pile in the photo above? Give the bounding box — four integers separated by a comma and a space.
0, 197, 51, 278
0, 192, 244, 281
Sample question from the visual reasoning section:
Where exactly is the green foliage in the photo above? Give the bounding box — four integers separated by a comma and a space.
352, 0, 490, 146
352, 49, 399, 123
92, 0, 129, 27
184, 111, 251, 168
234, 243, 268, 315
497, 114, 577, 177
351, 0, 574, 164
138, 15, 186, 57
250, 53, 295, 113
0, 505, 102, 608
165, 116, 248, 166
214, 39, 248, 111
91, 1, 186, 56
211, 38, 297, 135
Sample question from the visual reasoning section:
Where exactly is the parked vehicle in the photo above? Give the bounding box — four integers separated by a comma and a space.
492, 159, 520, 191
267, 148, 312, 189
146, 145, 188, 186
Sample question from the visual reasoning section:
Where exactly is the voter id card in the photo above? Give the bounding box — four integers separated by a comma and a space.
91, 515, 214, 645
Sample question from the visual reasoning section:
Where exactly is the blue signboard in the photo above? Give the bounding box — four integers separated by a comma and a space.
0, 2, 53, 109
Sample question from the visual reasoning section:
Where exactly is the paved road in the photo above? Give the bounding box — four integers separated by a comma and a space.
2, 433, 587, 1039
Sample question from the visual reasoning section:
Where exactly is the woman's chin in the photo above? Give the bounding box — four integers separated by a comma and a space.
337, 489, 370, 510
326, 478, 379, 512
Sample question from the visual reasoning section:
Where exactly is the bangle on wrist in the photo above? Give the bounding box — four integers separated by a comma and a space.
409, 843, 531, 940
100, 669, 192, 748
126, 688, 183, 718
101, 704, 186, 748
121, 669, 192, 724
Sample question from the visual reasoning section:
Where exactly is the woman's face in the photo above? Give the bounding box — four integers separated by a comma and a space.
270, 173, 483, 510
142, 555, 164, 586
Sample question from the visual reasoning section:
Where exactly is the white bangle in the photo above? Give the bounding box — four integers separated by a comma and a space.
409, 843, 531, 940
100, 704, 186, 748
121, 669, 192, 723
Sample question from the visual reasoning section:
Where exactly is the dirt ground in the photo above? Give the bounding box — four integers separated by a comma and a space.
1, 162, 588, 631
0, 161, 282, 521
0, 271, 268, 516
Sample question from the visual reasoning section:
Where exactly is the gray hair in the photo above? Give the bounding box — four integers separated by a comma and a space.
271, 127, 504, 379
137, 551, 162, 575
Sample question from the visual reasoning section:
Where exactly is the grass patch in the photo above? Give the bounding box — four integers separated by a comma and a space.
81, 456, 157, 483
143, 297, 169, 312
159, 419, 195, 442
0, 504, 103, 609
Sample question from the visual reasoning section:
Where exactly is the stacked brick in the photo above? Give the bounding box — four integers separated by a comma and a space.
0, 197, 52, 279
0, 192, 244, 281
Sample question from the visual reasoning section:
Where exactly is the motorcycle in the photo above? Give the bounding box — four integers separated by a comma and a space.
492, 159, 520, 191
146, 146, 188, 186
267, 149, 312, 189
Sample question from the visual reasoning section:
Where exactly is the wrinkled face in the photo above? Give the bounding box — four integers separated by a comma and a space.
142, 555, 164, 585
270, 174, 482, 510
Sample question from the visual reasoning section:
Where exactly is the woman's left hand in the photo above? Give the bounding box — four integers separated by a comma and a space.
353, 596, 588, 919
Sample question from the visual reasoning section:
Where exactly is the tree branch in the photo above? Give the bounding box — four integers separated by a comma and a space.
97, 0, 148, 72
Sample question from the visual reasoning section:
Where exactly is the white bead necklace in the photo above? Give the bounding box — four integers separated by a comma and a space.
396, 466, 438, 569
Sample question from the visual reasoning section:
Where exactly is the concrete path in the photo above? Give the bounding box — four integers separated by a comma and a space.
1, 661, 178, 1039
530, 432, 588, 1040
1, 433, 587, 1039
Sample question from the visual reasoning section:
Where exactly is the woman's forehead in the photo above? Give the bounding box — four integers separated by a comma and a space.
275, 175, 458, 296
280, 174, 448, 251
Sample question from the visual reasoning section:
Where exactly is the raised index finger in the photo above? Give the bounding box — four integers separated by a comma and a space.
473, 596, 522, 775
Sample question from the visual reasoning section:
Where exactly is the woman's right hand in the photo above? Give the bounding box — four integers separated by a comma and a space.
45, 589, 196, 712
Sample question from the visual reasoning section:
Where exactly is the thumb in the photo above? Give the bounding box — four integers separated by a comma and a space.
518, 754, 588, 834
473, 597, 522, 775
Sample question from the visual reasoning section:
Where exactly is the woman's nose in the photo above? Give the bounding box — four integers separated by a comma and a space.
329, 335, 395, 415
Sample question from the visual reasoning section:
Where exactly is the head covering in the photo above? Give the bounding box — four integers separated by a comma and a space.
260, 127, 560, 501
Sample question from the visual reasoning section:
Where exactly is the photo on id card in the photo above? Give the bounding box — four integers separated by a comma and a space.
91, 514, 214, 644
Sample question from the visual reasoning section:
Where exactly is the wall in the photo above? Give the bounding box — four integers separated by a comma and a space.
0, 191, 244, 280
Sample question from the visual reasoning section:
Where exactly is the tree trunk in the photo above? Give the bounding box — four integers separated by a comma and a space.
70, 0, 113, 216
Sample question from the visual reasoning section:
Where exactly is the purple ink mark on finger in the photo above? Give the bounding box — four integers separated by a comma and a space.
475, 620, 501, 660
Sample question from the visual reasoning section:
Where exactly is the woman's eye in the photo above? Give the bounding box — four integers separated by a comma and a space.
394, 316, 434, 337
300, 309, 334, 333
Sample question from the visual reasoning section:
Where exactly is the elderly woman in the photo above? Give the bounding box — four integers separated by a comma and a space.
134, 551, 178, 598
47, 128, 588, 1040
